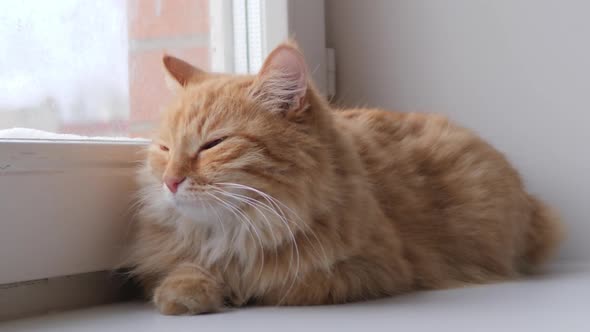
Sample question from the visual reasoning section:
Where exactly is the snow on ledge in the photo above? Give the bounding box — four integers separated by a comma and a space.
0, 128, 148, 142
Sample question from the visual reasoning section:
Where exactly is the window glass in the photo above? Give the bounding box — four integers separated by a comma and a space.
0, 0, 256, 138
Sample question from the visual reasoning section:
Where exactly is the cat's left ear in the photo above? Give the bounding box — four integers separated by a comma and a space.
162, 55, 207, 89
250, 42, 309, 115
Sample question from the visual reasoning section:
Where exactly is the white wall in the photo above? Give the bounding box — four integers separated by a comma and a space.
263, 0, 327, 94
289, 0, 328, 95
326, 0, 590, 261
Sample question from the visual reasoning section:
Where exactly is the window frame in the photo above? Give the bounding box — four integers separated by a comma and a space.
0, 139, 144, 284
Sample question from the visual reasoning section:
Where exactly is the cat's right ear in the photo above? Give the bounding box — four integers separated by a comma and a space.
162, 55, 207, 89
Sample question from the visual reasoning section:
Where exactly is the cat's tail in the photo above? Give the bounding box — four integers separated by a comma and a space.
520, 195, 564, 271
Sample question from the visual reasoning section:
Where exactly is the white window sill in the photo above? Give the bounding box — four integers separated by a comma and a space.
1, 263, 588, 332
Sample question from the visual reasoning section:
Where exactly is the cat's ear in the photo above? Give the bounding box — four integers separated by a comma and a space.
250, 42, 309, 115
162, 55, 207, 89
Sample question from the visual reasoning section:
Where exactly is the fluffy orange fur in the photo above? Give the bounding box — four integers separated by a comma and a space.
125, 41, 563, 315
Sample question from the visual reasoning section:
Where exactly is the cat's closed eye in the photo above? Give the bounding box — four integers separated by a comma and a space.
159, 145, 169, 152
200, 137, 226, 152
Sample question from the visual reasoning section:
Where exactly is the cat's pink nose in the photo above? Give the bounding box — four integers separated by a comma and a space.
164, 176, 186, 193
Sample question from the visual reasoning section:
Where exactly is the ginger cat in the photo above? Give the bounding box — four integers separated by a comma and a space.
126, 41, 563, 315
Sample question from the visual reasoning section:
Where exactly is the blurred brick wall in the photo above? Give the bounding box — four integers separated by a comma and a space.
127, 0, 210, 137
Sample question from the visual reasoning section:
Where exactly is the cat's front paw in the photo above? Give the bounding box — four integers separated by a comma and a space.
153, 270, 223, 315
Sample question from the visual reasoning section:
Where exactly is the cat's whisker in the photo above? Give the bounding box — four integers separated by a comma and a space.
215, 186, 298, 297
124, 183, 166, 241
242, 187, 328, 266
210, 189, 297, 264
203, 192, 242, 272
212, 188, 282, 283
202, 191, 227, 239
260, 192, 330, 269
205, 191, 266, 290
211, 189, 297, 292
204, 193, 244, 273
215, 182, 304, 303
218, 198, 268, 293
228, 182, 328, 268
220, 185, 330, 305
218, 181, 329, 268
